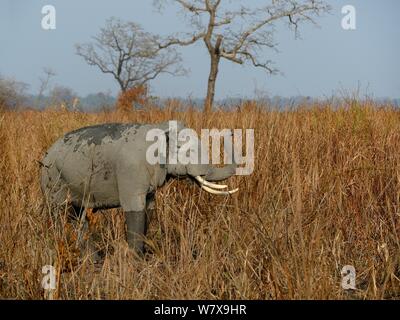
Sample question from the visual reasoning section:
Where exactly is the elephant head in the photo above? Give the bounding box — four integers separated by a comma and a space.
148, 121, 239, 195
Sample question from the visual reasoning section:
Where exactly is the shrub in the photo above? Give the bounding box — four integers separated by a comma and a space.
116, 85, 148, 112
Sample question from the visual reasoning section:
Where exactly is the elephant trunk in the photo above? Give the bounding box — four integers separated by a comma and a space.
204, 164, 236, 182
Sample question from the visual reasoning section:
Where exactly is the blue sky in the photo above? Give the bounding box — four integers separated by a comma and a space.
0, 0, 399, 99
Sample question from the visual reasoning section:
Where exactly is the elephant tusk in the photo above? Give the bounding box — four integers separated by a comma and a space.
201, 185, 239, 195
195, 176, 228, 189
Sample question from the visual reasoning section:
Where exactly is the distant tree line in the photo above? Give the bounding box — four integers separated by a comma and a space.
0, 75, 28, 109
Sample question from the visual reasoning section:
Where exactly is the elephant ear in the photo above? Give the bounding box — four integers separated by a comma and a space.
158, 120, 187, 145
157, 120, 187, 161
158, 120, 187, 133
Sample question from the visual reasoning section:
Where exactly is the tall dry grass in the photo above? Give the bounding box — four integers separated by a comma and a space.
0, 101, 399, 299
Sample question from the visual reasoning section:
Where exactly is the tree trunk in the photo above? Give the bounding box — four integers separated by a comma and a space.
205, 54, 220, 113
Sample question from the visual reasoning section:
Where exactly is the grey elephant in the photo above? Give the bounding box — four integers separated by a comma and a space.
40, 121, 238, 255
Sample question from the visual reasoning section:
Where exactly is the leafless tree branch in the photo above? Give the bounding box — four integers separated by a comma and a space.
76, 17, 186, 92
154, 0, 330, 111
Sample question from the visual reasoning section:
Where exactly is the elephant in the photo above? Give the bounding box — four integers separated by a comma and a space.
40, 121, 238, 255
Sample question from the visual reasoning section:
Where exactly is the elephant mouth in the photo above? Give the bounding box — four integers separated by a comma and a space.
194, 176, 239, 196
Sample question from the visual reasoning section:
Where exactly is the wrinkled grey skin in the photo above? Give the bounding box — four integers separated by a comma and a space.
40, 121, 236, 255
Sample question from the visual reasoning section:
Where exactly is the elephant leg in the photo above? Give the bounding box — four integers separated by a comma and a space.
70, 207, 101, 262
84, 208, 102, 262
85, 208, 100, 230
116, 168, 149, 255
145, 192, 156, 233
125, 210, 146, 255
124, 193, 155, 254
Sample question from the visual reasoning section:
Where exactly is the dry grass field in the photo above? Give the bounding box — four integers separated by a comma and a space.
0, 101, 399, 299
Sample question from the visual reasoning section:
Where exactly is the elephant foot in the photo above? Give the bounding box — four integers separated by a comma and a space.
124, 210, 146, 256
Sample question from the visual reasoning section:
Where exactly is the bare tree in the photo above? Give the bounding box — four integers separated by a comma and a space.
76, 17, 185, 93
37, 67, 56, 108
50, 85, 79, 111
0, 75, 28, 109
155, 0, 330, 112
